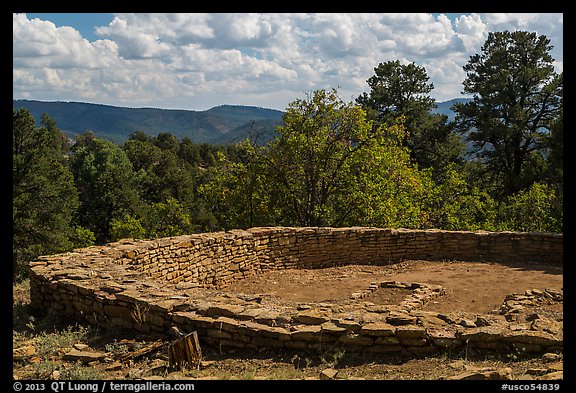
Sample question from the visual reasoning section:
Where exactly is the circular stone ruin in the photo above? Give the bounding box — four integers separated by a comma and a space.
29, 227, 563, 356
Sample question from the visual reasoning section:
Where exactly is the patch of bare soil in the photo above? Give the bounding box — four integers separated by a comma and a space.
225, 260, 563, 314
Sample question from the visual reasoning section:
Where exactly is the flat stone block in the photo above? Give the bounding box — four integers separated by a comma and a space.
360, 322, 396, 337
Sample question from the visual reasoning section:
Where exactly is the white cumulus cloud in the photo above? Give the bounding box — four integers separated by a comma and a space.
13, 12, 564, 111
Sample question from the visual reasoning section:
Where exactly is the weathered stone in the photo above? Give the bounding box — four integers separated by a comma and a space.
426, 326, 457, 339
360, 322, 396, 337
509, 323, 531, 331
62, 349, 106, 363
320, 321, 347, 334
258, 325, 292, 341
436, 312, 460, 324
387, 312, 417, 325
320, 368, 339, 380
458, 326, 505, 342
475, 316, 493, 327
363, 303, 390, 313
175, 282, 198, 290
254, 310, 282, 326
460, 319, 477, 328
213, 316, 240, 332
541, 371, 563, 380
13, 345, 36, 358
545, 362, 563, 372
105, 362, 123, 371
503, 330, 562, 346
333, 319, 361, 332
395, 325, 426, 339
236, 307, 264, 320
291, 325, 322, 341
530, 318, 563, 335
294, 310, 329, 325
542, 353, 562, 362
444, 367, 513, 380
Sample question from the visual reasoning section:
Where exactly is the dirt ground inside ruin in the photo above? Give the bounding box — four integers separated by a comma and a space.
13, 259, 564, 381
226, 259, 563, 315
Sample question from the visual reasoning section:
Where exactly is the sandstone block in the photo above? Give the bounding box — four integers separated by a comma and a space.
294, 310, 329, 325
63, 349, 106, 363
320, 321, 347, 334
320, 368, 339, 380
458, 326, 504, 342
291, 325, 322, 341
257, 325, 292, 341
360, 322, 396, 337
395, 325, 426, 339
387, 312, 418, 325
213, 316, 240, 333
503, 330, 562, 347
444, 367, 513, 380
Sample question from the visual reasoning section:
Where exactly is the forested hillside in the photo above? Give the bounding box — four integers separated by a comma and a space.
12, 100, 284, 145
13, 31, 563, 282
12, 98, 471, 147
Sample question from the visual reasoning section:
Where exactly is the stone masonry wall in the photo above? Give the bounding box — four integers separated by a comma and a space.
101, 227, 562, 288
28, 227, 563, 355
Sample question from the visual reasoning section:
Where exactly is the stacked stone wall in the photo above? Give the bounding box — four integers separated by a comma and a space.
28, 227, 563, 355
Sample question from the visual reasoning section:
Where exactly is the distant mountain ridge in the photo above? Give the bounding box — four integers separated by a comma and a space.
13, 99, 285, 145
13, 98, 471, 145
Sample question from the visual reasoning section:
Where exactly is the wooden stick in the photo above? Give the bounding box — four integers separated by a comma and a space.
119, 340, 165, 362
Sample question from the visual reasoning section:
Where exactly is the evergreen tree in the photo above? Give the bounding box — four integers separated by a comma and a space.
453, 31, 563, 198
357, 60, 465, 173
69, 135, 143, 243
13, 109, 78, 280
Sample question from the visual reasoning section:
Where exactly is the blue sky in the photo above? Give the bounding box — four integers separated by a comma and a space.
13, 13, 563, 111
25, 13, 115, 42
